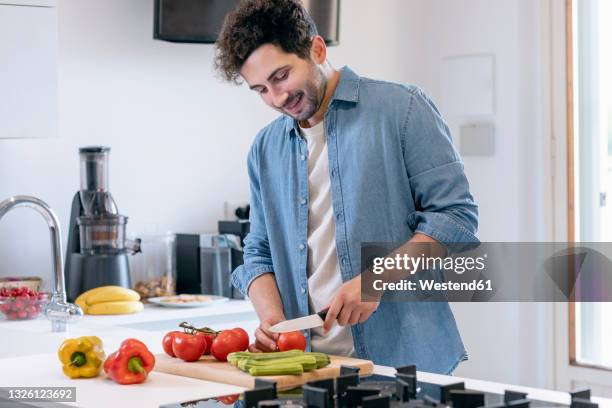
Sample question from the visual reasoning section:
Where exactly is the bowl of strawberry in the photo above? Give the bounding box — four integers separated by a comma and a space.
0, 286, 50, 320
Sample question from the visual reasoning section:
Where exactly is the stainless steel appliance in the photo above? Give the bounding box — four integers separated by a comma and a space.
176, 206, 249, 298
64, 146, 141, 301
175, 232, 245, 299
154, 0, 340, 45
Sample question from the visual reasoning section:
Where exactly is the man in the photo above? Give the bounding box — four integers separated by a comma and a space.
215, 0, 478, 374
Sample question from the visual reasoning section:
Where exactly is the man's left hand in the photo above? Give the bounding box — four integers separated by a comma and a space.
322, 274, 379, 334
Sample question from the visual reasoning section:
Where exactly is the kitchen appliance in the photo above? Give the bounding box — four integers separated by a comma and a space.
159, 364, 587, 408
64, 146, 141, 302
153, 0, 340, 45
176, 212, 249, 299
218, 216, 250, 279
175, 233, 243, 299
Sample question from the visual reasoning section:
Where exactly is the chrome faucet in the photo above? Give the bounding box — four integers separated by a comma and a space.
0, 196, 82, 332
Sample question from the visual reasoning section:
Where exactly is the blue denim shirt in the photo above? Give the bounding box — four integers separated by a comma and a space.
231, 66, 479, 374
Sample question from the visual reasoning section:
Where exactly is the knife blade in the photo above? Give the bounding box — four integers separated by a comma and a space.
268, 310, 328, 333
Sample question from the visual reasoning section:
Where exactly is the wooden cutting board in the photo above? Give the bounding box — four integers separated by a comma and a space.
153, 353, 374, 391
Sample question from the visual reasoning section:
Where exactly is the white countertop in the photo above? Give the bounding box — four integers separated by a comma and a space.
0, 300, 610, 408
0, 300, 258, 407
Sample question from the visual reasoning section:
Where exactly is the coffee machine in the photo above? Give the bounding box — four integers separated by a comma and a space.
175, 206, 250, 299
64, 147, 141, 301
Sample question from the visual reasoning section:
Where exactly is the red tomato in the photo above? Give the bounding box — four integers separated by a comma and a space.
203, 333, 215, 355
211, 330, 242, 362
172, 332, 207, 362
277, 331, 307, 351
196, 332, 213, 355
162, 331, 182, 357
216, 394, 239, 404
232, 327, 249, 351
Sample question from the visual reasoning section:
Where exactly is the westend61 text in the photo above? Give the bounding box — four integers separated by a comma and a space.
372, 279, 493, 292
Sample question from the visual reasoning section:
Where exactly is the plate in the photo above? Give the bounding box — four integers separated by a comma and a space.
147, 294, 229, 308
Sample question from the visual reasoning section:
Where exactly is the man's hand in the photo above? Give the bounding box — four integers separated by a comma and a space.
249, 314, 285, 352
245, 273, 286, 352
322, 274, 379, 333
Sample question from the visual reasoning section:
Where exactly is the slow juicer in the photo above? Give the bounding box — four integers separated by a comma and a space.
64, 146, 141, 301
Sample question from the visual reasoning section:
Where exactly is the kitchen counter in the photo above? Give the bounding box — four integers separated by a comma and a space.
1, 300, 610, 408
0, 300, 258, 407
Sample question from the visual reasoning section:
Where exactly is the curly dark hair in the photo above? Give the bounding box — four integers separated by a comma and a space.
215, 0, 318, 84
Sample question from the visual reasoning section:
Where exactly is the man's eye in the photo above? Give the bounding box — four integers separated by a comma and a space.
275, 71, 288, 81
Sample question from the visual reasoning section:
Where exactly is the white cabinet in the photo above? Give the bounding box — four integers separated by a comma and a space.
0, 2, 58, 139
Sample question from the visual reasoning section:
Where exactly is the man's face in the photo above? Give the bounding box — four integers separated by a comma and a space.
240, 44, 327, 121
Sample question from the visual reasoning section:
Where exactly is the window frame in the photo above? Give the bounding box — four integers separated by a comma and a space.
566, 0, 612, 373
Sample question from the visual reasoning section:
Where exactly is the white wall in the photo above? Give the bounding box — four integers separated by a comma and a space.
408, 0, 558, 389
0, 0, 419, 287
0, 0, 560, 390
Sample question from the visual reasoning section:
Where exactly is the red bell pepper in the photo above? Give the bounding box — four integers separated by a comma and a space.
103, 339, 155, 385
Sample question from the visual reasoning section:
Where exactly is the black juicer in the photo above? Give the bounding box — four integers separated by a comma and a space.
64, 146, 141, 301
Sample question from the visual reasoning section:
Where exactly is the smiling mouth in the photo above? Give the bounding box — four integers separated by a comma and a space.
285, 93, 303, 112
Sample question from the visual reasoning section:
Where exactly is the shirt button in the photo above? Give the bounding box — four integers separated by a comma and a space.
300, 198, 307, 205
336, 212, 343, 220
342, 257, 348, 265
299, 244, 305, 251
300, 154, 306, 161
331, 169, 336, 177
301, 287, 306, 294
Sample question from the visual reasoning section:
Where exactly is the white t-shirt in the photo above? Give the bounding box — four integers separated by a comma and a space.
299, 120, 356, 357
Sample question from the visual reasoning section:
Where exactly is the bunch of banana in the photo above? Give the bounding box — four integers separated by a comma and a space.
75, 286, 143, 315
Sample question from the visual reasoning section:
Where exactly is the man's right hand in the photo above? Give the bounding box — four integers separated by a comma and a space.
249, 314, 285, 352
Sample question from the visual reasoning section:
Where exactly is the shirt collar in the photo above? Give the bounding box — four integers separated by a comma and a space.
284, 66, 360, 137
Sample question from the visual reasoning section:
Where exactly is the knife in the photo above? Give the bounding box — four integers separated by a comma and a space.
268, 310, 329, 333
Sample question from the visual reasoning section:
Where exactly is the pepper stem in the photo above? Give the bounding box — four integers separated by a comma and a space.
69, 352, 87, 367
128, 357, 145, 374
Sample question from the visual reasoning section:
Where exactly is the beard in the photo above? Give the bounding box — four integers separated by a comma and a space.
281, 65, 327, 121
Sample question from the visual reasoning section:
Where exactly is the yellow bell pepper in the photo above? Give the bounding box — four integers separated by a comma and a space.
58, 336, 105, 379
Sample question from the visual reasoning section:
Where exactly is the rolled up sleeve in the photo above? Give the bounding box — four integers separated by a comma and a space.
231, 141, 275, 296
402, 88, 479, 251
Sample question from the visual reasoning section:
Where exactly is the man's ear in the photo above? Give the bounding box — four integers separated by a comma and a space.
309, 35, 327, 64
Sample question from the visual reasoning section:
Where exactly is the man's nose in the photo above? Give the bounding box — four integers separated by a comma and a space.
270, 89, 288, 109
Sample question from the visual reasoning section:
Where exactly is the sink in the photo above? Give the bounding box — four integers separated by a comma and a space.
118, 310, 259, 332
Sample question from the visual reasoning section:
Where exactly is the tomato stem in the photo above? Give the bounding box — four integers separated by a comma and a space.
179, 321, 219, 336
